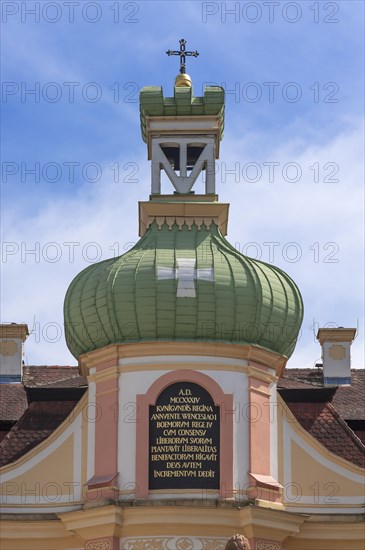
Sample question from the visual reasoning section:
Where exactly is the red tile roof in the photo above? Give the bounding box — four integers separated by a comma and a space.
332, 371, 365, 420
279, 368, 365, 420
22, 366, 86, 389
286, 401, 365, 468
0, 384, 28, 422
0, 401, 78, 466
279, 368, 326, 388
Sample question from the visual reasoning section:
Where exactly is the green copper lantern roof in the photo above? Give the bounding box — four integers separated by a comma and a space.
64, 222, 303, 360
140, 84, 225, 144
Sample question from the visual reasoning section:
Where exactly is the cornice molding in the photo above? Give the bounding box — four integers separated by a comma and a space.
79, 342, 287, 378
317, 328, 356, 344
138, 201, 229, 237
0, 323, 29, 341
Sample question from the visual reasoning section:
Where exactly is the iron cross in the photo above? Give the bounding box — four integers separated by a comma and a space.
166, 39, 199, 74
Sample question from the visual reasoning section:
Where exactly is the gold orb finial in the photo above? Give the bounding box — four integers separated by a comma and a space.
175, 73, 192, 87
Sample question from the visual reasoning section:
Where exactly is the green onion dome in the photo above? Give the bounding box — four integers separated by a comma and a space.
64, 221, 303, 360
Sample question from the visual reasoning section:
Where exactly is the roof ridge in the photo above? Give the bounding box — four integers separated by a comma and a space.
24, 365, 78, 369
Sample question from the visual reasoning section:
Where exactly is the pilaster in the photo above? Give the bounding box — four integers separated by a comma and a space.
84, 352, 120, 502
247, 361, 282, 503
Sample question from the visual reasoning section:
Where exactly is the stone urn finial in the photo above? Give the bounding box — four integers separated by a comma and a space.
225, 534, 250, 550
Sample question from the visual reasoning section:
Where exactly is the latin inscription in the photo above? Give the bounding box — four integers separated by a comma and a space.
149, 382, 219, 490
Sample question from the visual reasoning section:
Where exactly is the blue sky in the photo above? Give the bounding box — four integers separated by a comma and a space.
1, 0, 364, 368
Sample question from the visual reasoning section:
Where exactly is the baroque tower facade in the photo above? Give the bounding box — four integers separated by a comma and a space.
1, 57, 364, 550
